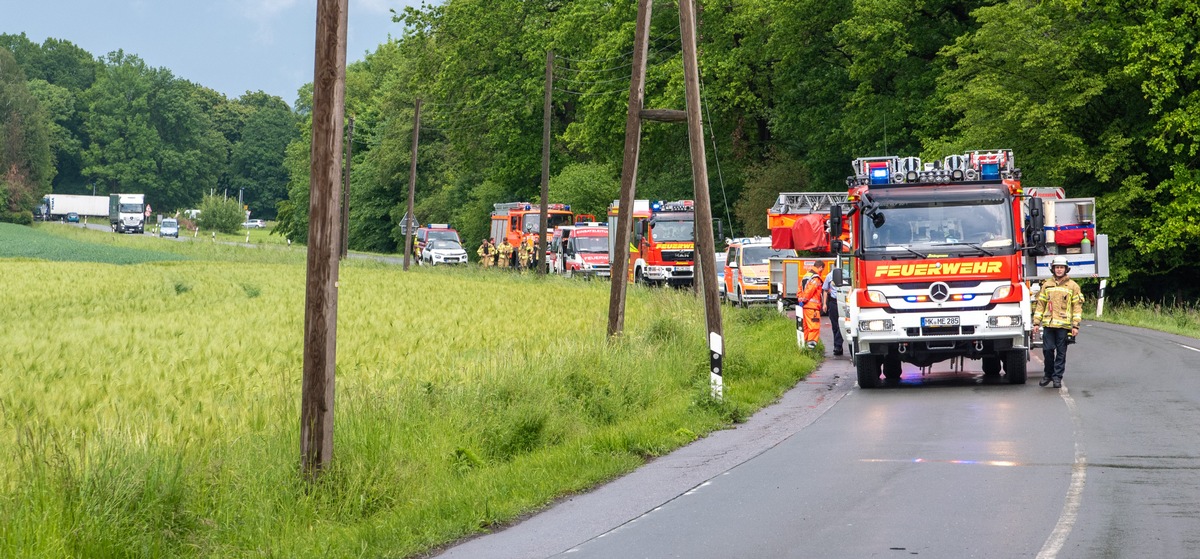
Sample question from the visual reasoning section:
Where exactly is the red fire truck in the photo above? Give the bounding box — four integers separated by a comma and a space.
607, 199, 695, 287
490, 202, 575, 266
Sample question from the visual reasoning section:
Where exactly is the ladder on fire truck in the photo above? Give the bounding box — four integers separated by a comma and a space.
770, 192, 850, 216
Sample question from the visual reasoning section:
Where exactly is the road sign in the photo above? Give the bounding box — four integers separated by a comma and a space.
145, 204, 152, 217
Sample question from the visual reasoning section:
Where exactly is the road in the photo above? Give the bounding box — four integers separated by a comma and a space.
434, 319, 1200, 558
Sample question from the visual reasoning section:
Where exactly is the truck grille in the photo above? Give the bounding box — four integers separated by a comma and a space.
907, 326, 976, 336
660, 250, 693, 262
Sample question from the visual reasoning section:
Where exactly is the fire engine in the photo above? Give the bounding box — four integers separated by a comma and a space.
607, 199, 696, 287
490, 202, 575, 266
550, 223, 610, 278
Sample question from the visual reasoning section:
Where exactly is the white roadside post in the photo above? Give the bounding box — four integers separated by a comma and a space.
709, 332, 723, 400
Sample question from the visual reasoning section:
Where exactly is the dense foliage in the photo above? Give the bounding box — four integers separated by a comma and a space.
0, 33, 298, 220
7, 0, 1200, 299
197, 194, 247, 234
269, 0, 1199, 300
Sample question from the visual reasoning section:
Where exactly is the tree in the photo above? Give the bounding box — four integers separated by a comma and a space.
548, 162, 618, 219
0, 48, 53, 223
229, 93, 298, 219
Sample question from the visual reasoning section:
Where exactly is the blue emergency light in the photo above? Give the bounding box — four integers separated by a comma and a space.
870, 167, 890, 185
651, 200, 663, 212
980, 163, 1000, 181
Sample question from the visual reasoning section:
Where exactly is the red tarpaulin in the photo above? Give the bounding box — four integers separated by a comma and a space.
770, 227, 794, 250
790, 214, 829, 251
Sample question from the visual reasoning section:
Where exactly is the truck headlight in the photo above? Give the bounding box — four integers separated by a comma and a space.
859, 319, 894, 332
988, 315, 1022, 327
866, 290, 887, 304
992, 285, 1012, 299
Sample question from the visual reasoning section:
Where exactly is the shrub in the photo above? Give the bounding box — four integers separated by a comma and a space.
197, 195, 245, 234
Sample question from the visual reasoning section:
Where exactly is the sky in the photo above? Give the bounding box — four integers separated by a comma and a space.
3, 0, 432, 106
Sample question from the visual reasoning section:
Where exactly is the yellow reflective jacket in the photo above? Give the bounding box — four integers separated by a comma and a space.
1033, 276, 1083, 329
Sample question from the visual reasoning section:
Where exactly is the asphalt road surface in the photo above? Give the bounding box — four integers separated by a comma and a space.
434, 318, 1200, 559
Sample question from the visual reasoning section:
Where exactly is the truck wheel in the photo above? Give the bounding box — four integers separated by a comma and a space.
737, 288, 747, 308
982, 357, 1002, 376
1004, 350, 1027, 384
883, 354, 903, 380
857, 354, 881, 388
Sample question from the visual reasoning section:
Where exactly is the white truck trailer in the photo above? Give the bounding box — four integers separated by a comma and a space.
44, 194, 110, 220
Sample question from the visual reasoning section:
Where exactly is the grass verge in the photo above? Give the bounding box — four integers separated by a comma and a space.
0, 255, 814, 558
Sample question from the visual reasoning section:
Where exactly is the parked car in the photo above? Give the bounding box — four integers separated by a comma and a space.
66, 212, 80, 223
714, 251, 728, 297
159, 218, 179, 238
242, 219, 266, 229
421, 239, 469, 266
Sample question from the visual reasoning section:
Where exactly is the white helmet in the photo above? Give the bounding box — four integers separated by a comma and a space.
1051, 256, 1070, 272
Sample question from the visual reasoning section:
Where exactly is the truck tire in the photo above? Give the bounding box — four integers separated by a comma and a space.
857, 354, 881, 388
1005, 350, 1027, 384
883, 354, 903, 381
982, 356, 1002, 376
737, 287, 747, 308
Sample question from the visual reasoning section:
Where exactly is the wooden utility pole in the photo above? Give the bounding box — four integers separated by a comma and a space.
403, 99, 421, 270
340, 116, 355, 259
679, 0, 724, 399
537, 50, 554, 275
300, 0, 348, 479
607, 0, 653, 338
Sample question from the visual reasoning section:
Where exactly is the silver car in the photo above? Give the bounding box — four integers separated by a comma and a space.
421, 239, 469, 266
160, 218, 179, 238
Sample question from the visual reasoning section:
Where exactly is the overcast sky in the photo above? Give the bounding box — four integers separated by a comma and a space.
3, 0, 432, 106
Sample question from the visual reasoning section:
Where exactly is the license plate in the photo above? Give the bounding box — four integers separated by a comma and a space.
922, 316, 960, 327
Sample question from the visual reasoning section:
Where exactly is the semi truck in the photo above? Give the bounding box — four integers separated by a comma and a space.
43, 194, 110, 220
607, 199, 696, 287
109, 193, 146, 234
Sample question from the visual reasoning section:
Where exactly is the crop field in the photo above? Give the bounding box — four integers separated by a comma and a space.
0, 223, 815, 558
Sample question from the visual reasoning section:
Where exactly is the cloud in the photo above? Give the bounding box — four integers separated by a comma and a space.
238, 0, 306, 20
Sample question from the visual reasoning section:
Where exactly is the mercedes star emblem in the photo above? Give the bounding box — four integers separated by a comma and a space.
929, 281, 950, 302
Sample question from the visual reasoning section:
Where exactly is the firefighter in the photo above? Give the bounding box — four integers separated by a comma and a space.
1032, 256, 1083, 388
477, 239, 493, 269
525, 237, 537, 269
497, 239, 513, 269
412, 236, 422, 262
516, 239, 531, 271
797, 262, 825, 350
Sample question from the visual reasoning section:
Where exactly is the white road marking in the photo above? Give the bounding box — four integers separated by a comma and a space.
1037, 383, 1087, 559
1176, 342, 1200, 353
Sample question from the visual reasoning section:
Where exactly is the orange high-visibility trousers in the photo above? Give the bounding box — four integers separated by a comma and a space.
801, 305, 822, 345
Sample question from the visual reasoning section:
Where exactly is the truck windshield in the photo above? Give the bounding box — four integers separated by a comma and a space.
522, 212, 574, 233
120, 204, 143, 213
742, 246, 796, 265
574, 236, 608, 253
863, 197, 1014, 258
649, 219, 694, 242
426, 230, 459, 242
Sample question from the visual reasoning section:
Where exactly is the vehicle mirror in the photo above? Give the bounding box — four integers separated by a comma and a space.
830, 238, 843, 253
832, 268, 844, 287
1025, 197, 1047, 255
727, 260, 738, 269
828, 204, 843, 241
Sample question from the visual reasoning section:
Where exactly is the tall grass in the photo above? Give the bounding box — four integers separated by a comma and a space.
0, 257, 813, 558
1090, 299, 1200, 339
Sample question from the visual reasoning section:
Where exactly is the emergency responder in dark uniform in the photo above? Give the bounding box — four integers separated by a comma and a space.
1032, 256, 1083, 388
822, 270, 843, 356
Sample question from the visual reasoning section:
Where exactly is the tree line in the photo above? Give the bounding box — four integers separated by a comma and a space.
273, 0, 1198, 301
0, 33, 298, 223
5, 0, 1199, 300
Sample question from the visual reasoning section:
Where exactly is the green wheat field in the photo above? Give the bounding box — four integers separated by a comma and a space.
0, 223, 815, 558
